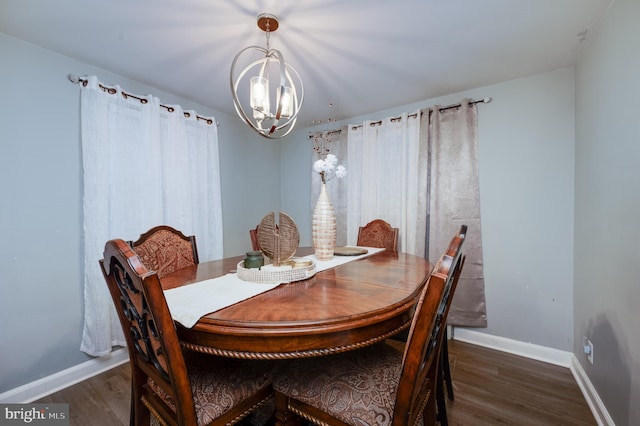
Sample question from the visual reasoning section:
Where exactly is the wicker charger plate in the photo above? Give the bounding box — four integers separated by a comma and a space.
236, 260, 316, 284
333, 246, 369, 256
256, 212, 299, 265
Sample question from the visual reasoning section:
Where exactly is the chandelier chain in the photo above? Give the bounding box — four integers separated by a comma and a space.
265, 18, 271, 50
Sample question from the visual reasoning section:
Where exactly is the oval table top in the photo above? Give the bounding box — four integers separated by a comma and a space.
161, 248, 433, 359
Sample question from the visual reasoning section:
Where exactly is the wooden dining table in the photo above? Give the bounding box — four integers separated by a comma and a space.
160, 248, 433, 360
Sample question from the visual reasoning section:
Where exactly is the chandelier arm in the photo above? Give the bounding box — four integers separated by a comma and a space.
283, 65, 304, 122
267, 49, 289, 133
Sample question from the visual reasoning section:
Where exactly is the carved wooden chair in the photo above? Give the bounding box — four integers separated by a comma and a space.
272, 226, 466, 426
433, 225, 466, 425
356, 219, 399, 252
388, 225, 466, 425
101, 239, 276, 426
130, 225, 199, 279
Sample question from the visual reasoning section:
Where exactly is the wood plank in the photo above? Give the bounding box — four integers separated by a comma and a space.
36, 361, 131, 426
446, 340, 596, 426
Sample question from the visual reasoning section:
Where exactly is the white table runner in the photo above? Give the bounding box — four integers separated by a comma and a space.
164, 247, 385, 328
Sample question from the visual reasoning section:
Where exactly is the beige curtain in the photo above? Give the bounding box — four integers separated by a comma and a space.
422, 99, 487, 327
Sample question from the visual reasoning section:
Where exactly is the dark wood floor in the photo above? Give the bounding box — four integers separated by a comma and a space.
443, 340, 596, 425
36, 340, 596, 425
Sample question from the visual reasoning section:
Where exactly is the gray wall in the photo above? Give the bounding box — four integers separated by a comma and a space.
574, 0, 640, 424
0, 32, 278, 393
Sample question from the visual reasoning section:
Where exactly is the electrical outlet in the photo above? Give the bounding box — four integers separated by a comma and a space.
583, 336, 594, 364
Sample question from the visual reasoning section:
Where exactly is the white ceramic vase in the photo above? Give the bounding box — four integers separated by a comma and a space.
312, 182, 336, 261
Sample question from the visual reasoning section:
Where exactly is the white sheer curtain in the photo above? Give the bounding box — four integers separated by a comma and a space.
79, 76, 223, 356
346, 112, 425, 255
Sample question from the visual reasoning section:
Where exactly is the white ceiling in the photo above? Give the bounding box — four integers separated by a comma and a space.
1, 0, 612, 126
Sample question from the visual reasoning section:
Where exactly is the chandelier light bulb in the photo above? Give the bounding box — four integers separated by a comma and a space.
250, 76, 269, 112
279, 86, 293, 118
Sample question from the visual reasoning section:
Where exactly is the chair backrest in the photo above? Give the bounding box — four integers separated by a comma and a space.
249, 225, 260, 251
100, 239, 198, 425
130, 225, 199, 279
356, 219, 399, 252
392, 225, 466, 426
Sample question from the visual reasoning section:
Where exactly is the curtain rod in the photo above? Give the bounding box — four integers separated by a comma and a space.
308, 97, 491, 138
354, 97, 491, 129
67, 74, 217, 126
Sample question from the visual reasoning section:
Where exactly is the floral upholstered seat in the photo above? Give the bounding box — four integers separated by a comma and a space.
273, 342, 416, 426
149, 351, 274, 425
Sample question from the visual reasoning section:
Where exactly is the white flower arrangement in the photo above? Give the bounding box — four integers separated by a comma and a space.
314, 153, 347, 184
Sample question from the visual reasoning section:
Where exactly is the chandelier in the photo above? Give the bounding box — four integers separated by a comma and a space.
230, 13, 304, 139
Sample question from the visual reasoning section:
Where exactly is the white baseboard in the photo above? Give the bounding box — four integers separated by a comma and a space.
452, 327, 573, 367
0, 348, 129, 403
571, 355, 615, 426
452, 328, 613, 426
